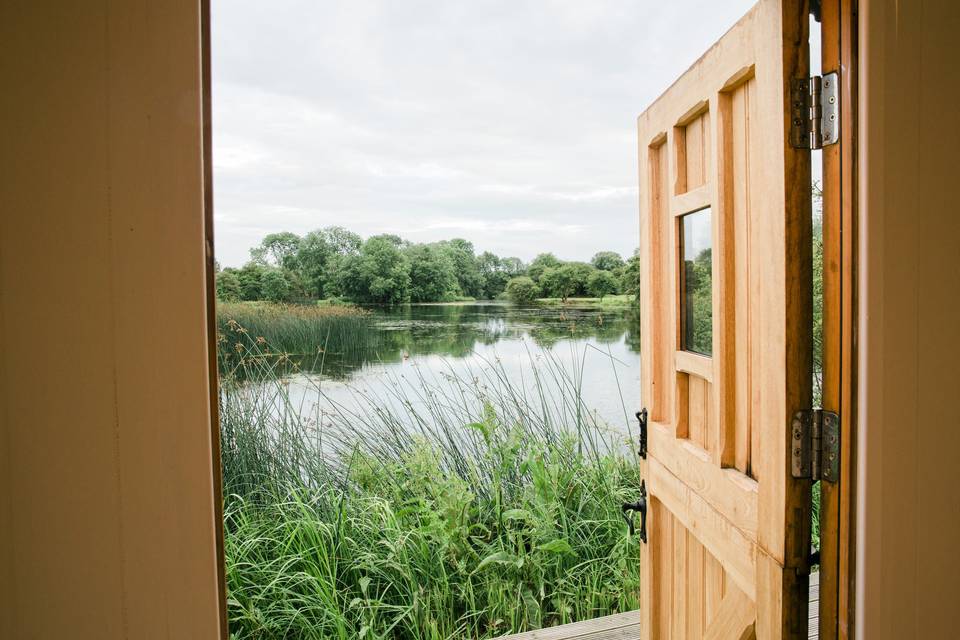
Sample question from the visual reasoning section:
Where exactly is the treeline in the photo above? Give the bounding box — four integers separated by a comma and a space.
215, 226, 639, 304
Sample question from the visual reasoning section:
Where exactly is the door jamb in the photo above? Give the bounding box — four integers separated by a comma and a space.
817, 1, 858, 638
200, 0, 229, 637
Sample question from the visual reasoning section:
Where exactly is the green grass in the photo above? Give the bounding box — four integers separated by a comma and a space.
220, 324, 642, 640
217, 302, 376, 377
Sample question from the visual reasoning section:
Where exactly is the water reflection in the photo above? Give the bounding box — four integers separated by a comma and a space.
288, 302, 641, 433
311, 302, 640, 377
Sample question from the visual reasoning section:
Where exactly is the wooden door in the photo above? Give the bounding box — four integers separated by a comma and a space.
637, 1, 813, 638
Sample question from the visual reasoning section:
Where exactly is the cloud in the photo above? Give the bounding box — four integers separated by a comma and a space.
212, 0, 756, 267
421, 217, 585, 235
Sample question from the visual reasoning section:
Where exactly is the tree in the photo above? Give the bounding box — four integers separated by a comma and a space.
527, 253, 561, 283
335, 254, 366, 301
231, 223, 642, 308
237, 263, 267, 301
587, 270, 619, 300
501, 257, 526, 278
339, 235, 411, 304
251, 231, 301, 268
564, 262, 596, 296
261, 267, 292, 302
321, 226, 363, 298
295, 230, 332, 298
591, 251, 625, 272
406, 244, 459, 302
477, 251, 509, 299
505, 276, 540, 304
215, 269, 242, 302
323, 226, 362, 255
437, 238, 482, 298
539, 266, 577, 301
620, 250, 640, 299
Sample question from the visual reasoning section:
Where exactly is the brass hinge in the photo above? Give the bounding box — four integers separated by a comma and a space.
791, 409, 840, 483
791, 71, 840, 150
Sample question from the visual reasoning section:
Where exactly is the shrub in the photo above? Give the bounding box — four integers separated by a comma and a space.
587, 270, 619, 300
505, 276, 540, 303
261, 267, 292, 302
216, 270, 242, 302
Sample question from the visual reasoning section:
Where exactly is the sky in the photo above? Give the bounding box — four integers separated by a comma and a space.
212, 0, 756, 268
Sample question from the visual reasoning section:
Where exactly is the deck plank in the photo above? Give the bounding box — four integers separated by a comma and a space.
495, 573, 819, 640
809, 571, 820, 640
495, 611, 640, 640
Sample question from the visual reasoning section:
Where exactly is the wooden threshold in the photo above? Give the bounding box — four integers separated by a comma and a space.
495, 611, 639, 640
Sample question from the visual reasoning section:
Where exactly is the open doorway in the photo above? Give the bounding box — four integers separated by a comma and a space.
208, 2, 754, 638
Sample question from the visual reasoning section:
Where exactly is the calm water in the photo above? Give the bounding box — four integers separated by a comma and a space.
281, 301, 642, 434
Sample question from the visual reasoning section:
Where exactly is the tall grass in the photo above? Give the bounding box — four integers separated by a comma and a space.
220, 320, 641, 640
217, 302, 377, 377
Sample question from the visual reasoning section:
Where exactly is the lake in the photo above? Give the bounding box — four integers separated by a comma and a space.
276, 301, 642, 437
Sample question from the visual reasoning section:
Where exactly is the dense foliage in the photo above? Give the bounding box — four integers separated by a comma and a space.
216, 303, 375, 378
216, 226, 640, 305
505, 277, 539, 304
219, 321, 642, 640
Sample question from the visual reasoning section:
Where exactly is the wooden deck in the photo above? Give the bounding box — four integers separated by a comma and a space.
496, 611, 639, 640
809, 571, 820, 640
496, 572, 820, 640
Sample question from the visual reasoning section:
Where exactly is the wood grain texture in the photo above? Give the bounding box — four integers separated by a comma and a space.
818, 0, 842, 630
688, 375, 708, 450
858, 2, 960, 637
672, 184, 712, 217
641, 141, 673, 426
704, 583, 756, 640
720, 73, 760, 479
495, 612, 639, 640
650, 459, 757, 601
687, 535, 705, 637
676, 350, 714, 382
0, 2, 223, 638
684, 112, 711, 192
836, 0, 857, 634
817, 2, 859, 639
649, 420, 759, 538
637, 0, 813, 637
675, 373, 691, 439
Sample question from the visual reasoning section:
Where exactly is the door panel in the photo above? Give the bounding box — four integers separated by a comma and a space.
638, 1, 813, 638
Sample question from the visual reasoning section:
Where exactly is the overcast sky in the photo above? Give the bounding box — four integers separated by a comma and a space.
212, 0, 756, 267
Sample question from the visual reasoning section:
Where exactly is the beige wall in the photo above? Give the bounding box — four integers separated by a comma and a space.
0, 2, 223, 638
858, 0, 960, 637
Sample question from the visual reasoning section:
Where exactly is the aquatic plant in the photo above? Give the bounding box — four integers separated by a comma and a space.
217, 302, 377, 378
220, 325, 642, 640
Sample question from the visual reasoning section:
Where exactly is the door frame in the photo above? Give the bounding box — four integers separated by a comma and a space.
197, 2, 863, 638
200, 0, 229, 637
817, 1, 858, 638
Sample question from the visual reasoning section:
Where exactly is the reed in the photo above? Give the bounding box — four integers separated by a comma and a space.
217, 302, 377, 377
220, 324, 641, 640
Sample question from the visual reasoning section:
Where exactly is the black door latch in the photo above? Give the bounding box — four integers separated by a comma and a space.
622, 480, 648, 543
635, 408, 648, 459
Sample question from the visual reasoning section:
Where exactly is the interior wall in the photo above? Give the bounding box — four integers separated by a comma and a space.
858, 0, 960, 637
0, 2, 223, 638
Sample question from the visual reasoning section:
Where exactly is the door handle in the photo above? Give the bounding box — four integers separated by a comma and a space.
635, 408, 648, 459
621, 480, 648, 543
